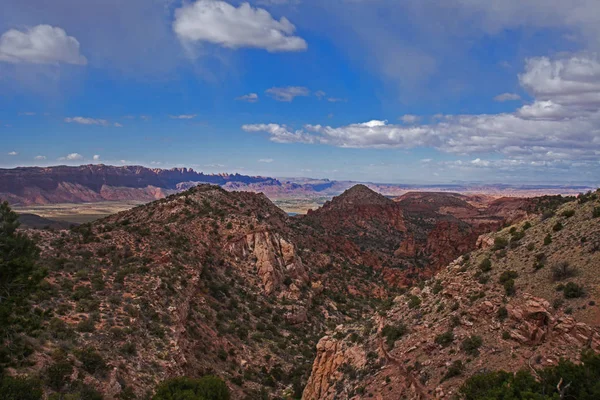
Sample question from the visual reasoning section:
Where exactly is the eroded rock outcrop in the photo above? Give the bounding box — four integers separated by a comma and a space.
302, 197, 600, 399
303, 335, 367, 400
228, 230, 308, 295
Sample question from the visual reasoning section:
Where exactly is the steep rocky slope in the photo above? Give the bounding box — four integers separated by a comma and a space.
1, 183, 580, 399
302, 191, 600, 399
4, 185, 397, 399
294, 187, 540, 287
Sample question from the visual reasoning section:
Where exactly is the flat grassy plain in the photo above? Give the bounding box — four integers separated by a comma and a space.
13, 201, 146, 224
12, 197, 332, 224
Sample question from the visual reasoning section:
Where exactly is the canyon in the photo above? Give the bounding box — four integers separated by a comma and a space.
0, 181, 597, 399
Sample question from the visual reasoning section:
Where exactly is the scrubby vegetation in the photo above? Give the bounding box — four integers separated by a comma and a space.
382, 323, 408, 348
0, 201, 47, 371
552, 262, 577, 281
460, 351, 600, 399
153, 376, 230, 400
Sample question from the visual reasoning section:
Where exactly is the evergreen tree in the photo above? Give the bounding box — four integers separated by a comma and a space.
0, 201, 46, 370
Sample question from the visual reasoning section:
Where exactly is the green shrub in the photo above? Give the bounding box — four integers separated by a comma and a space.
542, 210, 555, 220
432, 281, 443, 294
460, 351, 600, 399
563, 282, 585, 299
562, 209, 575, 218
434, 331, 454, 347
553, 298, 564, 309
460, 370, 538, 400
478, 258, 492, 272
533, 261, 545, 271
153, 376, 230, 400
407, 295, 421, 309
526, 243, 535, 251
120, 342, 137, 356
544, 234, 552, 245
0, 375, 42, 400
46, 361, 73, 391
76, 347, 107, 375
503, 279, 516, 296
461, 335, 483, 356
593, 207, 600, 218
492, 237, 508, 251
552, 261, 576, 281
0, 201, 46, 349
48, 317, 75, 340
553, 222, 563, 232
382, 323, 408, 347
77, 318, 96, 333
442, 360, 464, 382
523, 221, 532, 230
496, 306, 508, 321
498, 270, 518, 284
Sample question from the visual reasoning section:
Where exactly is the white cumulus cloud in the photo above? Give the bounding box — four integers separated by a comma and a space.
0, 25, 87, 65
243, 54, 600, 163
93, 155, 101, 161
34, 155, 46, 160
258, 158, 274, 163
173, 1, 307, 52
8, 151, 18, 156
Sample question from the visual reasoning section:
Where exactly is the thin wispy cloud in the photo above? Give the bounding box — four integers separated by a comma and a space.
494, 93, 521, 102
58, 153, 84, 161
236, 93, 259, 103
169, 114, 197, 119
266, 86, 310, 102
64, 117, 109, 126
400, 114, 420, 124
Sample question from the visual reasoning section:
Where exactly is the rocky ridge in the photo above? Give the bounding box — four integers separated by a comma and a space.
1, 183, 583, 399
302, 191, 600, 399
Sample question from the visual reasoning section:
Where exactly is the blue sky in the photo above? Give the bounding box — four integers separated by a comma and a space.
1, 0, 600, 184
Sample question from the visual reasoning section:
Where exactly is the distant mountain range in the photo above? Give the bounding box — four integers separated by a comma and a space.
0, 164, 594, 206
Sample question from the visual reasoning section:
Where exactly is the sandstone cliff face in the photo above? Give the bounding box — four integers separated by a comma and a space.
227, 230, 308, 295
425, 221, 480, 270
302, 335, 367, 400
